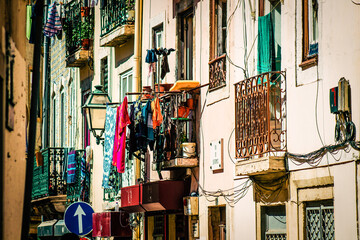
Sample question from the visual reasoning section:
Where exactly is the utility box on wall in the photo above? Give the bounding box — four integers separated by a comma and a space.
330, 86, 338, 113
183, 196, 199, 216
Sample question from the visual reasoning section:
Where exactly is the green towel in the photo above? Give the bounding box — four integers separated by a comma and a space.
26, 5, 32, 40
257, 13, 275, 74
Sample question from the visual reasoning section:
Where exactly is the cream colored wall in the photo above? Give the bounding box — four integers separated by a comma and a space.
3, 45, 28, 240
91, 4, 137, 212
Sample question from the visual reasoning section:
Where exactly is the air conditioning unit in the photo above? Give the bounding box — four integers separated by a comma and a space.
183, 196, 198, 216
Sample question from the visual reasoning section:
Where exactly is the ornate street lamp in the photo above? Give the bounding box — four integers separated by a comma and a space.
82, 85, 111, 144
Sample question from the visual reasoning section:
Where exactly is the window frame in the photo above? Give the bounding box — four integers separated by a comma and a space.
177, 7, 194, 80
152, 24, 164, 84
300, 0, 318, 69
119, 69, 133, 102
101, 57, 109, 93
209, 0, 227, 60
304, 200, 334, 240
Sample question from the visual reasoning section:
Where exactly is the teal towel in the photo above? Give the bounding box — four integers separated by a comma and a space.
257, 13, 275, 75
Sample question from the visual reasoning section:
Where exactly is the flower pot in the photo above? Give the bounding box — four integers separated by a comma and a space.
181, 142, 196, 158
81, 39, 91, 50
81, 7, 90, 17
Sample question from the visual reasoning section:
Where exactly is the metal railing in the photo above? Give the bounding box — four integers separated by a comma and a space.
209, 54, 226, 90
100, 0, 135, 36
32, 148, 66, 199
234, 71, 286, 158
64, 1, 94, 56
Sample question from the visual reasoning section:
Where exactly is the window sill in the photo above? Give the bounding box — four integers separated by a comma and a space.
299, 55, 318, 70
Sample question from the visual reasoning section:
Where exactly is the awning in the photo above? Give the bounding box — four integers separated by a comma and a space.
54, 220, 70, 236
121, 184, 146, 213
37, 219, 58, 237
142, 180, 185, 212
92, 211, 132, 237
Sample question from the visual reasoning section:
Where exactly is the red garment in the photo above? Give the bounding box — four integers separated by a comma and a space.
112, 97, 131, 173
151, 97, 163, 129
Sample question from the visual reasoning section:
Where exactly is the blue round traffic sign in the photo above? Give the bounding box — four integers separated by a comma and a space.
64, 202, 94, 236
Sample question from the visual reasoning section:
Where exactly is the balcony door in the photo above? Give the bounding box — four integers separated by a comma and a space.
178, 8, 193, 80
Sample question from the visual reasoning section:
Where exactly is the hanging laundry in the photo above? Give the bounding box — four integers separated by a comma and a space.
128, 104, 137, 158
67, 150, 77, 184
257, 13, 275, 74
151, 97, 163, 129
142, 100, 154, 150
80, 156, 90, 202
145, 49, 158, 63
112, 97, 131, 173
160, 48, 175, 79
102, 105, 117, 188
43, 2, 62, 38
134, 97, 148, 152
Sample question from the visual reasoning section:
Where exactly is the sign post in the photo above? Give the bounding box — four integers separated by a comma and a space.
64, 202, 94, 236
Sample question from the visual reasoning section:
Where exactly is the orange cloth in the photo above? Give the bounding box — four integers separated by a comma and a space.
151, 97, 163, 129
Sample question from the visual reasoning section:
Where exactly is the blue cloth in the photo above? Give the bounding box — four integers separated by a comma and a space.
102, 106, 117, 189
67, 150, 76, 184
257, 13, 275, 74
142, 100, 154, 142
81, 156, 90, 202
43, 2, 62, 38
145, 49, 158, 63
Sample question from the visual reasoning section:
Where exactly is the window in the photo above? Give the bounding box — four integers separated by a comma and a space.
261, 205, 286, 240
69, 82, 75, 147
209, 0, 227, 90
178, 8, 193, 80
101, 57, 109, 93
300, 0, 318, 69
305, 201, 334, 240
60, 91, 65, 147
82, 90, 91, 148
153, 25, 163, 83
120, 70, 133, 102
52, 96, 57, 147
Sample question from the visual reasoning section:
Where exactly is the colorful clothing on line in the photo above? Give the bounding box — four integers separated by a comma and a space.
152, 97, 163, 129
102, 105, 117, 188
67, 150, 76, 184
43, 2, 62, 38
80, 156, 90, 202
112, 97, 131, 173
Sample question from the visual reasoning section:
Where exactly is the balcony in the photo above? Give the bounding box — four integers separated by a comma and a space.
31, 148, 88, 218
209, 54, 226, 90
100, 0, 135, 47
64, 1, 94, 67
234, 71, 286, 176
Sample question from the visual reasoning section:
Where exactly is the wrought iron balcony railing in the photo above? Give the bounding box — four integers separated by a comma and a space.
209, 54, 226, 90
64, 1, 94, 56
100, 0, 135, 36
32, 148, 66, 199
234, 71, 286, 158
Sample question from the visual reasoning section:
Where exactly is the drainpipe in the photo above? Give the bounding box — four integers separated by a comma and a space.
134, 0, 142, 183
21, 0, 44, 238
42, 0, 50, 148
133, 1, 143, 239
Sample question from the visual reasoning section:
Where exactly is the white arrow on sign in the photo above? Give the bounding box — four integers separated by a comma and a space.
74, 205, 86, 234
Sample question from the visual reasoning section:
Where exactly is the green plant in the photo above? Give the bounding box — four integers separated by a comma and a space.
125, 0, 135, 11
80, 20, 93, 40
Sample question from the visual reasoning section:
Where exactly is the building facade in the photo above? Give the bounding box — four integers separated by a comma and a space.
28, 0, 360, 240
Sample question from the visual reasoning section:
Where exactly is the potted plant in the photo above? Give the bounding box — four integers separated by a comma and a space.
80, 21, 93, 50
